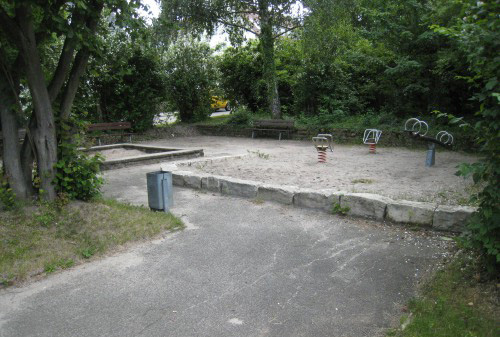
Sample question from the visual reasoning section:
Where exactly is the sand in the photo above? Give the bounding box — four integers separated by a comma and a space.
147, 136, 479, 205
96, 148, 147, 161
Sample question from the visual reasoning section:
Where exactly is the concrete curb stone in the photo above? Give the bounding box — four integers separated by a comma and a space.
257, 184, 298, 205
201, 176, 222, 193
171, 170, 477, 232
433, 205, 477, 232
294, 189, 342, 212
220, 177, 259, 198
341, 193, 392, 221
386, 200, 437, 226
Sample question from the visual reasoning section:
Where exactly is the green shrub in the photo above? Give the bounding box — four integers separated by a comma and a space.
433, 1, 499, 271
0, 173, 16, 210
227, 105, 253, 126
54, 142, 103, 201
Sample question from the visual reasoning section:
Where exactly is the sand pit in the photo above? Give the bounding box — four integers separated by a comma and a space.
154, 136, 479, 206
97, 148, 147, 160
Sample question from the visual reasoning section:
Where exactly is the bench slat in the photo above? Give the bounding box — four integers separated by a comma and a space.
253, 120, 294, 129
88, 122, 131, 131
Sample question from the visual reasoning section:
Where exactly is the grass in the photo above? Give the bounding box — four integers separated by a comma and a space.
387, 252, 499, 337
0, 199, 184, 287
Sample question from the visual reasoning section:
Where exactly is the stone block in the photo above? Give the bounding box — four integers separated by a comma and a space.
386, 200, 436, 225
257, 184, 298, 205
220, 177, 259, 198
433, 205, 477, 232
183, 174, 203, 189
293, 189, 341, 212
341, 193, 392, 220
172, 172, 185, 186
201, 176, 222, 193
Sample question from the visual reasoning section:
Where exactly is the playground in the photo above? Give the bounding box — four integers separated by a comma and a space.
144, 135, 478, 206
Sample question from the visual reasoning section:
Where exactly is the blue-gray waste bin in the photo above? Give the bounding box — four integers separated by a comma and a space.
147, 171, 173, 212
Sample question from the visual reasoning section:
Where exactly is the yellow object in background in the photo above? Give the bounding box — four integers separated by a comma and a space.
211, 96, 230, 111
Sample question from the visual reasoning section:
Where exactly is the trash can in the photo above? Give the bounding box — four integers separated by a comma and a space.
147, 171, 173, 212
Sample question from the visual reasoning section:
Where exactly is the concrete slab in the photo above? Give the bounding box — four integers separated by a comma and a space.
0, 162, 453, 337
341, 193, 392, 221
433, 205, 476, 232
386, 201, 437, 226
293, 189, 340, 212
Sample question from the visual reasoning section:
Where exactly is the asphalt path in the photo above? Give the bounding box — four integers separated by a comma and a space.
0, 162, 452, 337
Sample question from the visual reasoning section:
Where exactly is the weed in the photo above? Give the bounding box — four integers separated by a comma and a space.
332, 202, 350, 216
251, 198, 265, 205
351, 178, 374, 184
247, 150, 270, 159
44, 258, 75, 273
80, 246, 96, 259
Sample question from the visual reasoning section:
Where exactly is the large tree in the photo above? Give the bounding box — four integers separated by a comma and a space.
0, 0, 140, 201
161, 0, 306, 119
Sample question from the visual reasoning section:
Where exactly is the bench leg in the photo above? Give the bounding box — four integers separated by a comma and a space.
129, 135, 132, 143
98, 138, 101, 146
279, 132, 282, 141
252, 131, 255, 139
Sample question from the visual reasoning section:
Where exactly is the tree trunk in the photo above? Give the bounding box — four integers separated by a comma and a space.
0, 70, 30, 199
16, 6, 58, 200
259, 0, 281, 119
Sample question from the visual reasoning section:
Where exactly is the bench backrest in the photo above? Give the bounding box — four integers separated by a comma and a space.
253, 119, 294, 129
88, 122, 131, 131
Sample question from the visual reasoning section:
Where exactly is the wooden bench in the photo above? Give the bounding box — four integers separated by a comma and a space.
251, 119, 294, 140
88, 122, 133, 145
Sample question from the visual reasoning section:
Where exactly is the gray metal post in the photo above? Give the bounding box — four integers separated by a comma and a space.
426, 143, 436, 167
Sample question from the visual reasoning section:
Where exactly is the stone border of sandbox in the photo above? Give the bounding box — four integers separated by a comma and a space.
172, 171, 476, 233
83, 144, 204, 170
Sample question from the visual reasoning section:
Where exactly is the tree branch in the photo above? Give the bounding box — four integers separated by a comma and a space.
59, 0, 104, 121
216, 18, 259, 37
273, 24, 301, 39
47, 9, 86, 102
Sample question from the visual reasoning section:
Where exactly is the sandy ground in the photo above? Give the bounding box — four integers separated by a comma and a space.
96, 148, 147, 160
139, 136, 478, 205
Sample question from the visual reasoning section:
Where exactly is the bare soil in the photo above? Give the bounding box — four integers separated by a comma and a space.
147, 136, 479, 205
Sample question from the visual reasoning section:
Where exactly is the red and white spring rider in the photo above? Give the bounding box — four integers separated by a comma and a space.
312, 135, 332, 163
363, 129, 382, 154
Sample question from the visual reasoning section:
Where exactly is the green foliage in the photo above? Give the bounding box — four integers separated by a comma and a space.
164, 37, 217, 122
76, 28, 167, 132
331, 202, 350, 216
433, 1, 499, 269
54, 122, 104, 201
227, 105, 254, 126
217, 41, 266, 112
0, 173, 16, 210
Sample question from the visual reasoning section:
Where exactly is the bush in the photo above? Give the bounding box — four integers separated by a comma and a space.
227, 106, 253, 126
54, 121, 103, 201
164, 37, 217, 123
0, 173, 16, 210
433, 1, 499, 271
218, 41, 267, 113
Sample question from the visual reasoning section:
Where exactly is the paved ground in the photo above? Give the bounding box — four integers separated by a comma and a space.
0, 160, 453, 337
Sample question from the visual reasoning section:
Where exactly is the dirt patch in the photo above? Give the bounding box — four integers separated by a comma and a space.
156, 136, 479, 205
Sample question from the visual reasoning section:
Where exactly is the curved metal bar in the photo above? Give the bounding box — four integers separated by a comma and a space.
363, 129, 382, 144
404, 118, 419, 131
